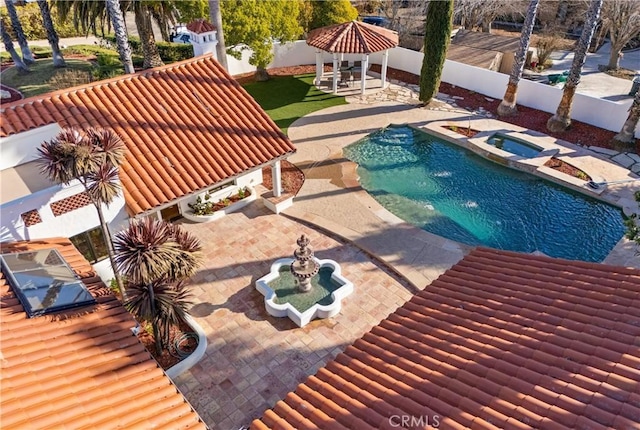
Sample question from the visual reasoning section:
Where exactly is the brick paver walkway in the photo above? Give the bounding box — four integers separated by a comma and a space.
172, 202, 417, 429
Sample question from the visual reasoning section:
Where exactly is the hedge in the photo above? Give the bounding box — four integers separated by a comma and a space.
104, 35, 194, 62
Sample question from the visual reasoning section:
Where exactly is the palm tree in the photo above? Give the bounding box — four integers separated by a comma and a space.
419, 0, 454, 104
36, 128, 127, 299
5, 0, 34, 64
208, 0, 228, 70
105, 0, 135, 74
113, 218, 202, 354
497, 0, 540, 117
0, 18, 29, 74
131, 1, 164, 68
612, 90, 640, 147
37, 0, 66, 68
546, 0, 603, 133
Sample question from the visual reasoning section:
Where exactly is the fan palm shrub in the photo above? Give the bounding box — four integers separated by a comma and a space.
114, 218, 202, 354
36, 127, 127, 298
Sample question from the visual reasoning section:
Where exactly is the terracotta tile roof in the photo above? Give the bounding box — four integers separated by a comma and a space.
306, 20, 398, 54
187, 19, 216, 34
0, 238, 207, 430
252, 247, 640, 429
0, 56, 296, 215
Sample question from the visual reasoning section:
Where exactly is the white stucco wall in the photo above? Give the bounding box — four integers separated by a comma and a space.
0, 124, 62, 170
227, 41, 638, 137
0, 181, 128, 283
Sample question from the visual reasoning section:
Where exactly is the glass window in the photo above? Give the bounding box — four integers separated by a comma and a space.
70, 227, 108, 264
0, 249, 96, 317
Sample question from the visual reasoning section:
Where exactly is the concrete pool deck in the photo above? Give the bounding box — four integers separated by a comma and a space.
285, 83, 640, 271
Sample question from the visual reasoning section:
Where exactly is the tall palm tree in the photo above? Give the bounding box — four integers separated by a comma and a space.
0, 18, 29, 73
37, 0, 66, 68
612, 90, 640, 146
419, 0, 454, 104
36, 128, 127, 299
208, 0, 228, 70
113, 218, 202, 354
546, 0, 603, 133
497, 0, 540, 117
131, 1, 164, 68
5, 0, 34, 64
105, 0, 135, 74
55, 0, 136, 74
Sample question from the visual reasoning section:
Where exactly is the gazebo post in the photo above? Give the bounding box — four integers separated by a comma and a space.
315, 50, 323, 85
381, 49, 389, 88
332, 53, 339, 94
360, 54, 369, 95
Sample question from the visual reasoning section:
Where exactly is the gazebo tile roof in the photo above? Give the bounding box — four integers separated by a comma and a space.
306, 20, 398, 54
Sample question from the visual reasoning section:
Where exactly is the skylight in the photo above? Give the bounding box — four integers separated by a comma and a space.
1, 249, 96, 317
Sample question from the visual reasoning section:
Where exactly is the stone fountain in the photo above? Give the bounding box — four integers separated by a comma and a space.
290, 235, 319, 292
255, 235, 354, 327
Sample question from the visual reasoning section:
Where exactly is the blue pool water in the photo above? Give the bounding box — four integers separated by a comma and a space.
486, 133, 542, 158
343, 125, 625, 262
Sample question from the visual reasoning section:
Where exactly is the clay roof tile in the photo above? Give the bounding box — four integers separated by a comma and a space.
1, 56, 295, 215
254, 248, 640, 429
0, 238, 205, 429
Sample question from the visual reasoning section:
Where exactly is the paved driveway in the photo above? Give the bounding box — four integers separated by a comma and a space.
172, 202, 417, 429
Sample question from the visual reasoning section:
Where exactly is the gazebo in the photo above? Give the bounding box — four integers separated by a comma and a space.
306, 21, 399, 95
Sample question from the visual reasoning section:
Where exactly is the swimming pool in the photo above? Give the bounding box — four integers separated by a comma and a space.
343, 125, 625, 262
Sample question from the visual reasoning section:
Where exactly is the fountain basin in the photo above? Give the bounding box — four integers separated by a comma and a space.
255, 258, 354, 327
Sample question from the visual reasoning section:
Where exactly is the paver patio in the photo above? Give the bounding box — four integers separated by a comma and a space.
172, 202, 418, 429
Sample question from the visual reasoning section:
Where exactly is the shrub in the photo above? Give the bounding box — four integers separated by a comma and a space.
93, 53, 124, 80
103, 35, 193, 63
30, 45, 53, 59
156, 42, 193, 62
47, 69, 93, 91
535, 32, 563, 68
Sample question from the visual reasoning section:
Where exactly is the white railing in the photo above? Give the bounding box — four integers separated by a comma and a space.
227, 41, 637, 138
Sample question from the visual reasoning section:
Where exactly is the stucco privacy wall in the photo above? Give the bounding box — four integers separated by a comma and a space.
227, 41, 637, 137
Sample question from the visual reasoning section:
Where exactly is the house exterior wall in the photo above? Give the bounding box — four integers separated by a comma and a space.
0, 181, 129, 282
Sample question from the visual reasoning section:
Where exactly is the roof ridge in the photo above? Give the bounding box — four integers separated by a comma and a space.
0, 55, 216, 111
353, 21, 371, 53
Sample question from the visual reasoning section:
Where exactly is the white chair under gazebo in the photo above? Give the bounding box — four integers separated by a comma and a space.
306, 20, 399, 95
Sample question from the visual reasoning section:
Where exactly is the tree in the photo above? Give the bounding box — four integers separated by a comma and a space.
36, 128, 127, 299
222, 0, 302, 81
174, 0, 207, 23
307, 0, 358, 32
208, 0, 228, 70
547, 0, 603, 133
454, 0, 516, 33
113, 218, 202, 354
0, 17, 29, 73
105, 0, 134, 74
497, 0, 540, 117
54, 0, 134, 74
419, 0, 453, 104
37, 0, 65, 67
131, 1, 164, 68
5, 0, 34, 64
600, 0, 640, 70
612, 90, 640, 147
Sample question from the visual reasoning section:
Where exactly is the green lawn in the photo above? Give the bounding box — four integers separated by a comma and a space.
242, 73, 347, 135
1, 59, 96, 98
